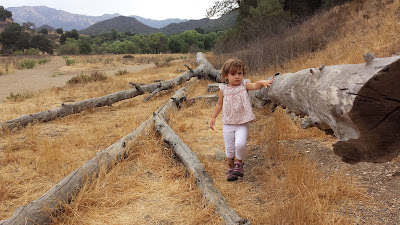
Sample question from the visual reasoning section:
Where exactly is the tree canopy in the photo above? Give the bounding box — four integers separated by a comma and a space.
0, 22, 54, 54
0, 6, 12, 21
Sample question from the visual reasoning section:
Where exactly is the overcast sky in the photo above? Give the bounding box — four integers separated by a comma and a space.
2, 0, 218, 20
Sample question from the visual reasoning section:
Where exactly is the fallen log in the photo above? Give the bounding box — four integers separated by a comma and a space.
1, 116, 153, 225
197, 53, 400, 163
194, 52, 222, 82
255, 54, 400, 163
154, 95, 250, 225
0, 70, 195, 132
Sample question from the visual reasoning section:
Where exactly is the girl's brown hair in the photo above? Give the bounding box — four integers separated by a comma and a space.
220, 58, 246, 82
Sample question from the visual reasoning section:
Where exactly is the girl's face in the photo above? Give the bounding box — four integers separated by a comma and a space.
226, 67, 243, 86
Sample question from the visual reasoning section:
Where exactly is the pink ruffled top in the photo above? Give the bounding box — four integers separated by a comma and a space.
219, 79, 255, 125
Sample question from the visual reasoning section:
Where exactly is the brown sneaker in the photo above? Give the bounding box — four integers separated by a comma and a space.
233, 161, 244, 177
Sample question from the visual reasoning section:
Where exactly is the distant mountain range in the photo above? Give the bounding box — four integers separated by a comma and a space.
6, 6, 188, 31
81, 12, 238, 35
5, 6, 238, 35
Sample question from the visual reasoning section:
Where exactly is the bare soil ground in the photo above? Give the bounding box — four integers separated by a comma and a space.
0, 56, 155, 102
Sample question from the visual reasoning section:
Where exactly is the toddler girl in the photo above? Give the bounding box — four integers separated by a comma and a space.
210, 58, 274, 181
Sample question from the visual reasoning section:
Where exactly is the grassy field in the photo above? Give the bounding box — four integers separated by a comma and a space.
1, 0, 399, 224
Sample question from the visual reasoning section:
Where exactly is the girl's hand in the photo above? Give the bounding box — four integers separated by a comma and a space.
210, 118, 216, 130
263, 79, 274, 88
247, 79, 275, 90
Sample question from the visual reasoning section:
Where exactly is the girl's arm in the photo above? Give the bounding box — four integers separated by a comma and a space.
246, 79, 274, 90
210, 90, 224, 130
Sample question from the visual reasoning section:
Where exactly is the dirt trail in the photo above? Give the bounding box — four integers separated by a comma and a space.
0, 56, 68, 101
0, 56, 155, 102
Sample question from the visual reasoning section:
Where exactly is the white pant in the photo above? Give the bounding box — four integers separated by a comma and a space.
223, 123, 249, 160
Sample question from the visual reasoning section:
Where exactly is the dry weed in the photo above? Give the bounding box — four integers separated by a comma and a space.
168, 102, 367, 224
0, 55, 196, 222
51, 129, 222, 224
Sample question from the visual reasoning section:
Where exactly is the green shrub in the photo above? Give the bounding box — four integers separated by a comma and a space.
90, 71, 108, 82
67, 71, 107, 85
26, 48, 41, 55
155, 56, 175, 67
58, 38, 80, 54
13, 48, 41, 56
65, 58, 76, 66
37, 58, 51, 65
12, 50, 24, 56
122, 54, 134, 58
115, 69, 128, 76
17, 59, 36, 69
67, 73, 90, 84
7, 91, 34, 102
51, 72, 64, 77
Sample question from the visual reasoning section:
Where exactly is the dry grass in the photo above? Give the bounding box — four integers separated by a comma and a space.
0, 54, 207, 223
0, 56, 195, 122
51, 129, 222, 224
168, 101, 366, 224
0, 55, 51, 73
61, 54, 190, 72
274, 0, 400, 74
1, 0, 399, 223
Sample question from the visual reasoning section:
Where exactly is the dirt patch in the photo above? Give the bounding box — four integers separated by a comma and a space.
0, 56, 155, 102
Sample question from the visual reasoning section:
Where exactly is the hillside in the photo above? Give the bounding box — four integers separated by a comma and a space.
79, 16, 158, 35
133, 15, 188, 29
80, 11, 238, 35
5, 5, 236, 35
7, 6, 119, 31
0, 18, 13, 33
33, 24, 55, 32
6, 6, 188, 31
159, 10, 238, 35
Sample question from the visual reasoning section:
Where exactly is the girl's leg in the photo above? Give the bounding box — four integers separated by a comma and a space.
227, 157, 234, 169
223, 124, 236, 164
234, 123, 249, 161
233, 123, 248, 177
223, 125, 238, 181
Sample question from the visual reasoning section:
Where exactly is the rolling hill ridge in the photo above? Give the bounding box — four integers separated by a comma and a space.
6, 6, 188, 31
80, 11, 238, 35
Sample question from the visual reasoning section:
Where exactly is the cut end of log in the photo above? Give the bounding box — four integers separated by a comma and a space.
333, 57, 400, 163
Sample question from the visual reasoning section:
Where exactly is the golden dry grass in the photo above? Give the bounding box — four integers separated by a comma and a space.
168, 100, 366, 224
272, 0, 400, 74
61, 54, 189, 72
51, 129, 222, 224
0, 56, 209, 223
1, 0, 399, 224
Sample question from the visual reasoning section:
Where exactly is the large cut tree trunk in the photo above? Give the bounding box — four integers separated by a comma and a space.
196, 53, 400, 164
